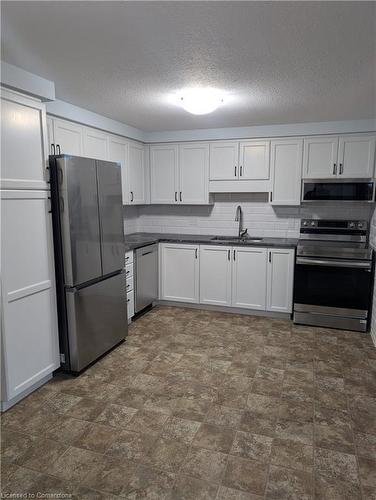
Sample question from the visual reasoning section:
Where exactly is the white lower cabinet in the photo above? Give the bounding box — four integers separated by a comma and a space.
160, 243, 199, 303
266, 248, 295, 313
199, 246, 232, 306
232, 247, 268, 310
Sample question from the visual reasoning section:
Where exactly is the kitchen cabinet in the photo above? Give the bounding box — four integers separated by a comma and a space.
179, 143, 210, 204
160, 243, 199, 303
266, 248, 295, 313
232, 247, 268, 310
51, 117, 84, 156
199, 245, 232, 306
83, 127, 109, 160
210, 142, 239, 180
270, 139, 303, 205
338, 135, 375, 179
239, 140, 270, 180
150, 144, 178, 203
128, 142, 146, 204
1, 90, 49, 190
303, 134, 375, 179
108, 134, 129, 203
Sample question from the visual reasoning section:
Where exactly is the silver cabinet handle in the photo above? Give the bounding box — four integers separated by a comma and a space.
333, 163, 337, 175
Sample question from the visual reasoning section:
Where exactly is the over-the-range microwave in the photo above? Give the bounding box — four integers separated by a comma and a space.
302, 180, 375, 202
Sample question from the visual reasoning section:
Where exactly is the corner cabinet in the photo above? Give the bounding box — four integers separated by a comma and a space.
159, 243, 199, 303
150, 143, 210, 204
266, 248, 295, 313
270, 139, 303, 206
303, 134, 375, 179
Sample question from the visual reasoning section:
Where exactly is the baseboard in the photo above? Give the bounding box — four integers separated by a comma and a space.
1, 373, 53, 412
156, 300, 291, 320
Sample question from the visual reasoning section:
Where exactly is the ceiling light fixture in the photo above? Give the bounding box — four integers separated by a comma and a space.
179, 88, 224, 115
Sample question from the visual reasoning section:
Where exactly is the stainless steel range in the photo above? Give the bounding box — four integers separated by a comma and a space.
293, 219, 374, 332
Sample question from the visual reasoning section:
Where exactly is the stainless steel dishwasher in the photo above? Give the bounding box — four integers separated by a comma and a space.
135, 243, 158, 313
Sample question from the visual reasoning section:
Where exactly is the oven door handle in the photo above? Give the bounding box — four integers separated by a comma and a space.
296, 257, 372, 269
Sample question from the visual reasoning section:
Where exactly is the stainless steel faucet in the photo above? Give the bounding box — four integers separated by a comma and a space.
235, 205, 248, 239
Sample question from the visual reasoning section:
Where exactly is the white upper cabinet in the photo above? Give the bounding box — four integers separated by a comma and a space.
239, 140, 270, 180
179, 143, 209, 204
303, 136, 339, 179
210, 142, 239, 180
160, 243, 199, 303
271, 139, 303, 205
52, 118, 83, 156
83, 127, 109, 160
150, 144, 178, 204
338, 135, 375, 179
108, 135, 129, 204
128, 142, 146, 204
1, 90, 48, 190
199, 245, 232, 306
232, 247, 267, 310
266, 248, 295, 313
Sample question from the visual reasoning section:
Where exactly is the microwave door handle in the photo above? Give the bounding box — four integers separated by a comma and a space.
296, 257, 371, 269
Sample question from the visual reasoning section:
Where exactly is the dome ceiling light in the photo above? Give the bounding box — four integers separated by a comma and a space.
179, 88, 224, 115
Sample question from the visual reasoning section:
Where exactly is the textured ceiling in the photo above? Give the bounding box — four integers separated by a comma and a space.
2, 1, 375, 132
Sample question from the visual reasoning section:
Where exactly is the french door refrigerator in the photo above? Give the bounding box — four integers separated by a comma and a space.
49, 155, 127, 373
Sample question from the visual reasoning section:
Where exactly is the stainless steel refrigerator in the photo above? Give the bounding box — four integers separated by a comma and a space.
49, 155, 127, 373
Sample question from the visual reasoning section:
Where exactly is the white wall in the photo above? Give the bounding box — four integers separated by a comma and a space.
124, 195, 374, 238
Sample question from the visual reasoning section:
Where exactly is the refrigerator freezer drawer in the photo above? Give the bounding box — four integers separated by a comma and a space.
65, 272, 127, 372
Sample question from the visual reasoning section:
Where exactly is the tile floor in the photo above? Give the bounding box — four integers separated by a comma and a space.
1, 306, 376, 499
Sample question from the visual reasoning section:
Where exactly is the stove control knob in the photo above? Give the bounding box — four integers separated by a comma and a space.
311, 221, 316, 227
349, 222, 355, 229
303, 221, 308, 226
357, 222, 363, 229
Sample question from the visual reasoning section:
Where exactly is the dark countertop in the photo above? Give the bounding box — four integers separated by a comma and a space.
124, 232, 298, 251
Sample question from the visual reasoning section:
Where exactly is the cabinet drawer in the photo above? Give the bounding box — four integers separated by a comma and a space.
126, 276, 134, 293
125, 251, 134, 266
125, 263, 134, 278
127, 290, 134, 319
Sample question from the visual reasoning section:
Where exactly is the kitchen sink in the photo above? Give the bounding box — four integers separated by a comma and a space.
210, 236, 263, 243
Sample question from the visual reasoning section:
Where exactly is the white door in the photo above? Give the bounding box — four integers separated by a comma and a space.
232, 247, 267, 310
338, 135, 375, 179
1, 190, 60, 400
199, 245, 232, 306
108, 135, 129, 204
1, 90, 48, 190
271, 139, 303, 205
239, 141, 270, 180
53, 118, 84, 156
303, 136, 339, 179
128, 142, 146, 204
160, 244, 199, 303
209, 142, 239, 180
179, 143, 209, 204
83, 127, 109, 160
266, 248, 295, 313
150, 145, 178, 203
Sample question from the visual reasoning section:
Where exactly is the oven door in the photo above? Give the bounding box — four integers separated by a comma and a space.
294, 256, 372, 314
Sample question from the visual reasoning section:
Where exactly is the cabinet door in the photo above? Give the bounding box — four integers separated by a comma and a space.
160, 244, 199, 303
53, 118, 83, 156
199, 245, 232, 306
129, 142, 146, 204
239, 141, 270, 180
303, 136, 338, 179
47, 116, 54, 155
209, 142, 239, 180
179, 143, 209, 204
83, 127, 109, 160
232, 247, 267, 310
108, 135, 129, 204
1, 190, 59, 400
266, 248, 295, 313
150, 145, 178, 203
1, 91, 48, 190
271, 139, 303, 205
338, 135, 375, 179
